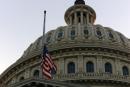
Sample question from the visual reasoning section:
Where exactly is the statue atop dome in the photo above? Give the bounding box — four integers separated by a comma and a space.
74, 0, 85, 5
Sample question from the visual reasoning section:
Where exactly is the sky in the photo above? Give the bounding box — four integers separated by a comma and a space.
0, 0, 130, 74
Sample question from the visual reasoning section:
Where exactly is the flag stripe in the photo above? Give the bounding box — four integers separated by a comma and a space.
42, 68, 52, 79
43, 62, 50, 71
46, 54, 57, 71
41, 45, 57, 80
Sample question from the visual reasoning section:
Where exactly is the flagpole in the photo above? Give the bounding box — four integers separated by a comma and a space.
41, 10, 46, 79
41, 10, 57, 80
43, 10, 46, 47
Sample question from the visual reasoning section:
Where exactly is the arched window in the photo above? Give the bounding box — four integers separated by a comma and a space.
122, 66, 129, 76
105, 62, 112, 73
86, 61, 94, 72
96, 30, 102, 37
51, 68, 57, 75
19, 76, 24, 81
33, 70, 39, 77
108, 31, 114, 39
70, 30, 75, 40
84, 29, 89, 35
67, 62, 75, 74
58, 31, 63, 38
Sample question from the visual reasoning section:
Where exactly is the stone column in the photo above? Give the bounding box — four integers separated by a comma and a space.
77, 22, 82, 40
115, 59, 121, 75
59, 58, 65, 74
69, 16, 72, 25
86, 13, 89, 24
96, 56, 103, 73
74, 12, 77, 24
81, 11, 83, 24
25, 68, 30, 78
77, 55, 84, 73
62, 27, 68, 42
91, 16, 93, 24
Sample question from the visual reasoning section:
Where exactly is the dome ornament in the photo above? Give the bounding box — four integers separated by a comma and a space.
74, 0, 85, 5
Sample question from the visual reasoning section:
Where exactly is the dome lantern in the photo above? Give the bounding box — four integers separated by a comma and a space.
64, 0, 96, 25
74, 0, 85, 5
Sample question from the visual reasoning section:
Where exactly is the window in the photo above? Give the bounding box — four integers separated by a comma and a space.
67, 62, 75, 73
84, 29, 89, 35
70, 30, 75, 40
71, 30, 75, 36
96, 29, 102, 39
96, 30, 102, 37
19, 76, 24, 81
33, 70, 39, 77
86, 61, 94, 72
51, 68, 57, 75
123, 66, 129, 76
105, 62, 112, 73
108, 31, 114, 39
58, 31, 63, 38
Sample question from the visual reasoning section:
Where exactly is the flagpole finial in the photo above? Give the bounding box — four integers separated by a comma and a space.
44, 10, 46, 14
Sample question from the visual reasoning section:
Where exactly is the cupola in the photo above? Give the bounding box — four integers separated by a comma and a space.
64, 0, 96, 25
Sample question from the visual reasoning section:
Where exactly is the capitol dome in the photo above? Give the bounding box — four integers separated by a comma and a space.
0, 0, 130, 87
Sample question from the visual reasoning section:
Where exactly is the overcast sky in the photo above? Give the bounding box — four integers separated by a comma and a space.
0, 0, 130, 74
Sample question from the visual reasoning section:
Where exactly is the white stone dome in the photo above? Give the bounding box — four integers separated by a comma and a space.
21, 24, 130, 59
1, 0, 130, 87
20, 0, 130, 59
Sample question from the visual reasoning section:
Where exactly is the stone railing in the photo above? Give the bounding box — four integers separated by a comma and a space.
54, 72, 130, 83
7, 73, 130, 87
8, 77, 83, 87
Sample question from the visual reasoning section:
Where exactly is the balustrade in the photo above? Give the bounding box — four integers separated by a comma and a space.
54, 72, 130, 83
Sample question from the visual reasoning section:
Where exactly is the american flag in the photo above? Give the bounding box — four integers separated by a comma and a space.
41, 45, 57, 80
